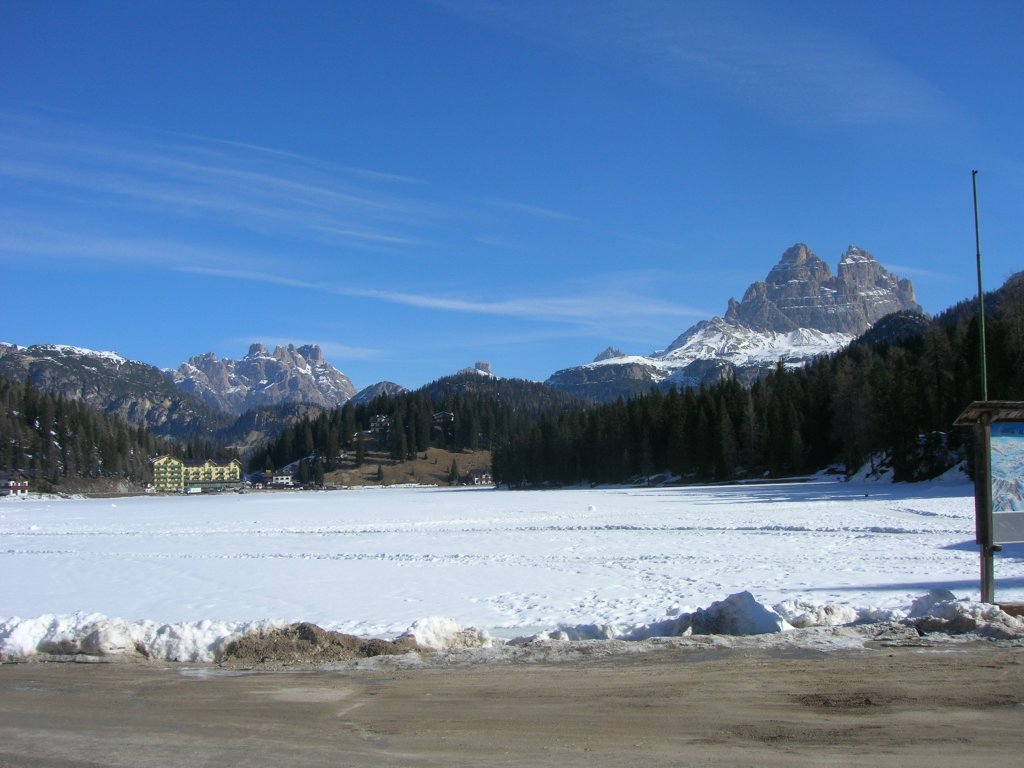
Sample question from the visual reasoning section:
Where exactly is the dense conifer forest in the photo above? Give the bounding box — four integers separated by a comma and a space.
0, 377, 173, 489
492, 274, 1024, 486
247, 376, 577, 481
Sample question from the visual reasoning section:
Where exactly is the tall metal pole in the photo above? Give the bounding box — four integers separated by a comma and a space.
972, 170, 995, 603
972, 170, 988, 401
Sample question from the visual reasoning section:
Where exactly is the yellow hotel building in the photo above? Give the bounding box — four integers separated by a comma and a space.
151, 456, 243, 493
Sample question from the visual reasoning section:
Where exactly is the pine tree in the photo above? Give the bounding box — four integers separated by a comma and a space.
341, 402, 356, 449
714, 408, 737, 480
355, 434, 365, 467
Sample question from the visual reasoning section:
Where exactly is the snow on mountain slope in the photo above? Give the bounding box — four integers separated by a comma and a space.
657, 317, 854, 369
170, 343, 356, 414
1, 342, 130, 367
574, 321, 853, 389
546, 244, 920, 401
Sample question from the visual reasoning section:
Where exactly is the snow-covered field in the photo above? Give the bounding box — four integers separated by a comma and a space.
3, 475, 1024, 661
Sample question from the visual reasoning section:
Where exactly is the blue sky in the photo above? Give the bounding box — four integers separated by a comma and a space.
2, 1, 1022, 391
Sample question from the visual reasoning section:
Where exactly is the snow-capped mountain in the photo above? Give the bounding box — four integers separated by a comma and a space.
170, 343, 357, 414
0, 343, 130, 367
546, 244, 921, 402
722, 244, 918, 334
0, 342, 223, 436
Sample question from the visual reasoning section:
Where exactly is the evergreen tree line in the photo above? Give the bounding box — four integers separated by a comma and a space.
0, 377, 175, 487
248, 383, 537, 474
246, 373, 586, 475
493, 281, 1024, 487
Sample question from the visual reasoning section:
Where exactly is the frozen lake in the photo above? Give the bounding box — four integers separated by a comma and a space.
4, 475, 1022, 646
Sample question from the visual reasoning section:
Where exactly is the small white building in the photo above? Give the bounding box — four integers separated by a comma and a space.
467, 469, 493, 486
0, 475, 29, 498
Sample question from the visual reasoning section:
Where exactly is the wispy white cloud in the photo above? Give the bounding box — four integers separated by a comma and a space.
0, 224, 262, 271
180, 266, 317, 288
182, 264, 704, 330
485, 198, 587, 223
160, 129, 430, 186
882, 263, 950, 281
316, 225, 430, 246
0, 110, 595, 271
348, 286, 701, 320
437, 0, 957, 129
0, 123, 438, 254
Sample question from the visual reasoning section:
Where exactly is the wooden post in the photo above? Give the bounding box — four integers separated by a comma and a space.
974, 418, 994, 603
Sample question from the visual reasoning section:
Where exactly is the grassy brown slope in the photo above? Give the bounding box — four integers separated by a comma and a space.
325, 447, 492, 487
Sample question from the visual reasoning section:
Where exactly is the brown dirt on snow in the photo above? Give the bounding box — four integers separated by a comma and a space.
220, 622, 420, 667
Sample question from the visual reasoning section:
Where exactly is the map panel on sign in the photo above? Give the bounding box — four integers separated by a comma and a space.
991, 422, 1024, 543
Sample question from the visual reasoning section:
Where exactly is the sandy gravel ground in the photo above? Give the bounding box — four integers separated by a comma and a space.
1, 642, 1022, 767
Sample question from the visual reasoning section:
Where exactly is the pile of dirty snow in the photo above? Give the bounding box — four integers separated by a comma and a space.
0, 614, 284, 663
3, 590, 1022, 664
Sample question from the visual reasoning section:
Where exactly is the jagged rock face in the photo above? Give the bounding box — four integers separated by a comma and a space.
546, 244, 921, 402
171, 343, 356, 414
594, 347, 626, 362
722, 244, 919, 336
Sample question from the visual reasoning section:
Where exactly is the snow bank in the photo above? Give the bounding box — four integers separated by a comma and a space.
0, 613, 284, 662
640, 591, 793, 638
774, 599, 860, 628
4, 591, 1023, 663
543, 591, 792, 642
518, 590, 1024, 646
528, 592, 783, 642
402, 616, 493, 651
690, 591, 792, 635
0, 612, 493, 660
905, 589, 1024, 639
539, 623, 624, 642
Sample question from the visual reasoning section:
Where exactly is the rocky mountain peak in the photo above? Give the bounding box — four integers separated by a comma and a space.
764, 243, 833, 290
594, 347, 626, 362
781, 242, 813, 264
272, 344, 300, 366
722, 243, 918, 336
547, 243, 921, 402
840, 244, 872, 262
171, 342, 356, 414
297, 344, 324, 364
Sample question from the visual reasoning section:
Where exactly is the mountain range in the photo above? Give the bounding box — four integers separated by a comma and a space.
545, 244, 920, 401
170, 343, 357, 414
0, 343, 228, 438
0, 242, 922, 442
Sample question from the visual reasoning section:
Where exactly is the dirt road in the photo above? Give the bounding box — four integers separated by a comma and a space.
2, 643, 1022, 767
